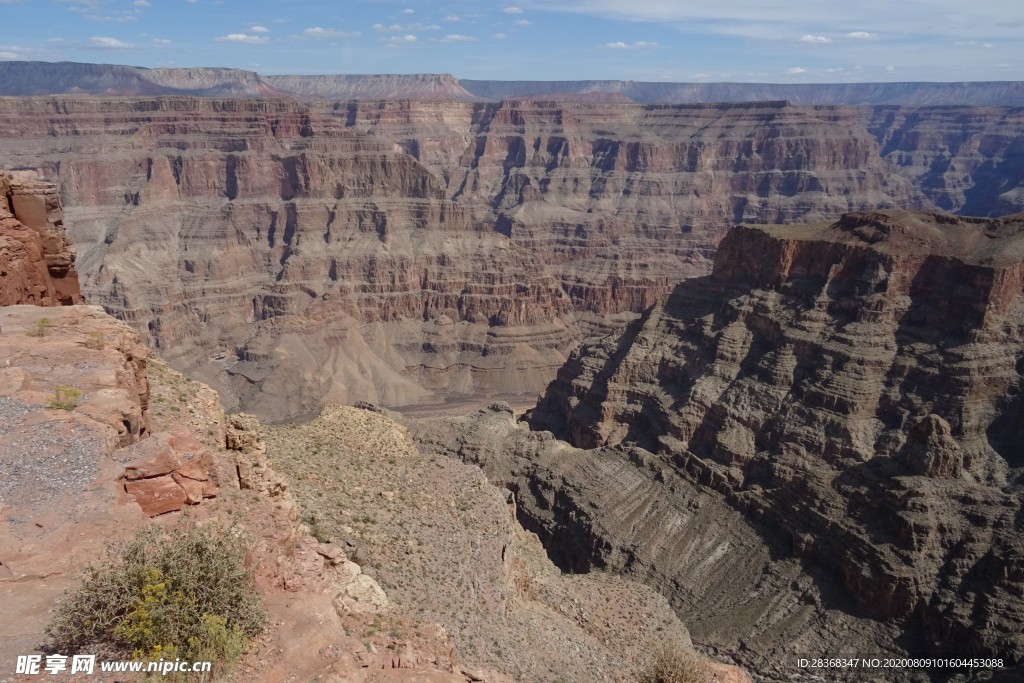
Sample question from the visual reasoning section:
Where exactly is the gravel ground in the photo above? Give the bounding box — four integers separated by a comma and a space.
0, 397, 107, 507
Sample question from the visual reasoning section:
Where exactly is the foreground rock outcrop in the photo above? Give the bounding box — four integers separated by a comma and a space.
0, 305, 738, 682
0, 172, 81, 307
0, 308, 439, 681
416, 211, 1024, 678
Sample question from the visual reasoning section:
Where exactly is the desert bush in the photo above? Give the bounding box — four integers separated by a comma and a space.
27, 316, 52, 337
641, 642, 713, 683
46, 524, 266, 678
82, 330, 106, 350
47, 384, 81, 410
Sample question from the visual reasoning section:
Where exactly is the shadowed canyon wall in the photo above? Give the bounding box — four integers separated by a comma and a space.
0, 97, 1022, 419
520, 210, 1024, 669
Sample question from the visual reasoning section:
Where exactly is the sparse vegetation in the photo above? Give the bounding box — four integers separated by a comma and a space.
82, 330, 106, 350
641, 643, 714, 683
47, 384, 81, 410
27, 316, 52, 337
46, 524, 266, 680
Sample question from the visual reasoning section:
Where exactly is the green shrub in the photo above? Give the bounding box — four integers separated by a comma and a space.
641, 643, 713, 683
47, 384, 81, 410
27, 317, 52, 338
46, 524, 266, 678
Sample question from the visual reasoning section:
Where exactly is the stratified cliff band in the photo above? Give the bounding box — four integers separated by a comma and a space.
0, 97, 1022, 419
516, 210, 1024, 668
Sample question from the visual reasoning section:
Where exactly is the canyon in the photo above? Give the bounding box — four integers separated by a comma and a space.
0, 92, 1022, 420
1, 175, 740, 682
414, 210, 1024, 678
2, 59, 1024, 679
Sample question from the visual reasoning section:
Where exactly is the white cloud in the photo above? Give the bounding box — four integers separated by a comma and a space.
0, 51, 21, 59
785, 66, 806, 74
151, 38, 172, 46
885, 65, 895, 71
215, 33, 269, 44
133, 0, 151, 6
504, 6, 523, 13
540, 0, 1024, 43
799, 34, 831, 43
846, 31, 874, 39
250, 25, 269, 33
408, 23, 440, 30
374, 23, 403, 31
440, 34, 477, 42
444, 14, 460, 21
387, 34, 417, 45
492, 32, 507, 39
302, 27, 359, 39
401, 8, 414, 13
87, 36, 134, 49
603, 40, 656, 49
514, 19, 531, 26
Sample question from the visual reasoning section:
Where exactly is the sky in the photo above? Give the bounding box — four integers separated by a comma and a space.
0, 0, 1021, 82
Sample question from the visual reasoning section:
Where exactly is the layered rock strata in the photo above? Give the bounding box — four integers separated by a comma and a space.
0, 99, 1022, 419
521, 211, 1024, 668
0, 172, 81, 306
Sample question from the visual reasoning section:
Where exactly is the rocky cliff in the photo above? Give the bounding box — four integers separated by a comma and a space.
461, 80, 1024, 106
0, 97, 1022, 419
515, 210, 1024, 670
0, 304, 746, 683
0, 172, 81, 306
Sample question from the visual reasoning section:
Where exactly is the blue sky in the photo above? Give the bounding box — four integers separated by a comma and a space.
1, 0, 1021, 82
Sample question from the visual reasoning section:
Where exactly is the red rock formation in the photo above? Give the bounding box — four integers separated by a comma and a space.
0, 172, 82, 306
119, 431, 219, 516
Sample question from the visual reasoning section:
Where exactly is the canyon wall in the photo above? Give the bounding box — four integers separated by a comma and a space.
0, 97, 1022, 419
517, 210, 1024, 668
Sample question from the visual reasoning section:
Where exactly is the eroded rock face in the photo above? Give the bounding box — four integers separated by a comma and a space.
0, 99, 1022, 419
902, 414, 963, 478
0, 172, 82, 307
523, 210, 1024, 665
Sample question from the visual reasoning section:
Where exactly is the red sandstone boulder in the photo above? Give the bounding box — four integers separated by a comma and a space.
125, 475, 189, 516
119, 431, 219, 516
